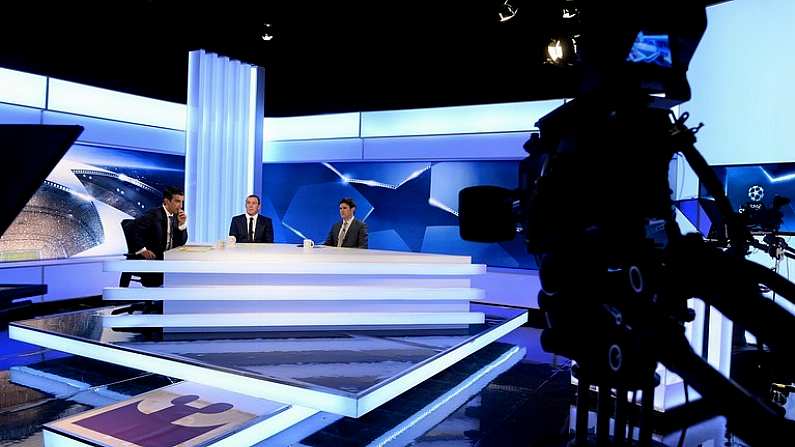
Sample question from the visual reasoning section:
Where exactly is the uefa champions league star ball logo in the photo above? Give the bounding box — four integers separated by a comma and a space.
748, 185, 765, 202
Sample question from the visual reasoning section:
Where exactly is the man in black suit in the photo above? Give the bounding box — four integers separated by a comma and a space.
324, 197, 368, 248
129, 186, 188, 286
229, 194, 274, 243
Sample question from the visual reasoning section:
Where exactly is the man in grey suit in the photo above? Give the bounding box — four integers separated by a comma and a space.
324, 197, 368, 248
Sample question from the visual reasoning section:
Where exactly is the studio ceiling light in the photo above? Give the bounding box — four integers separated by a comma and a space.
498, 1, 518, 22
261, 23, 274, 41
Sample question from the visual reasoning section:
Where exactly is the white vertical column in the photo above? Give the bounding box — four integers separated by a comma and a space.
185, 50, 264, 243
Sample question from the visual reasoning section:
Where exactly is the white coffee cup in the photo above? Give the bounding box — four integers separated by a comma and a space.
303, 239, 315, 249
227, 235, 236, 246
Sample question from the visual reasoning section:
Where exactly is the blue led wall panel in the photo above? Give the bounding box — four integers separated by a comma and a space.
0, 67, 47, 109
360, 100, 562, 137
47, 78, 186, 130
261, 161, 537, 269
185, 50, 265, 243
687, 0, 795, 165
264, 138, 363, 163
264, 113, 360, 141
0, 102, 42, 124
363, 132, 530, 161
0, 145, 185, 261
42, 111, 185, 155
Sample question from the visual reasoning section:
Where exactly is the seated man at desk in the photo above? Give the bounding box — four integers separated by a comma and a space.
229, 194, 274, 243
324, 197, 368, 248
130, 186, 188, 286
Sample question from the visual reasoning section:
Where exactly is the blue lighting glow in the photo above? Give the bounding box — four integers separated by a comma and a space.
323, 162, 431, 189
761, 166, 795, 183
47, 78, 186, 130
281, 221, 310, 240
427, 197, 458, 217
627, 32, 672, 67
0, 67, 47, 108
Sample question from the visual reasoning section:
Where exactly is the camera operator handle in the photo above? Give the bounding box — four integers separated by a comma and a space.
674, 120, 749, 252
777, 237, 795, 259
661, 333, 795, 442
744, 255, 795, 305
673, 237, 795, 356
748, 237, 772, 255
749, 237, 795, 261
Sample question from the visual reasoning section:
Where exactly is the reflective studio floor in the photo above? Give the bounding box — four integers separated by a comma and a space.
0, 299, 762, 447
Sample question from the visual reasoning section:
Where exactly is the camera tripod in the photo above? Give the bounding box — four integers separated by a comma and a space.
526, 94, 795, 446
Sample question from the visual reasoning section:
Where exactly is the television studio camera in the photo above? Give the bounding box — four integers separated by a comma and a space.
459, 1, 795, 445
737, 190, 795, 262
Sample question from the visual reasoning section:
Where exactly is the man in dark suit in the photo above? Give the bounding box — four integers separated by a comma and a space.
324, 197, 368, 248
229, 194, 274, 243
129, 186, 188, 286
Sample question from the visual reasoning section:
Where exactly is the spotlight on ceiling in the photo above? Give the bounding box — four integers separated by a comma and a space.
261, 23, 274, 41
546, 37, 577, 65
561, 0, 579, 19
547, 40, 564, 63
498, 1, 518, 22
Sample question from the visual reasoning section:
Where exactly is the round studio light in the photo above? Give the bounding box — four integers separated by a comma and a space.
547, 40, 564, 63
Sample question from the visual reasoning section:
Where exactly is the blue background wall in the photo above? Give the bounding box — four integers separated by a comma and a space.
261, 161, 537, 269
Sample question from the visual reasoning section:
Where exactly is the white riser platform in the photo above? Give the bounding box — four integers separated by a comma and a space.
104, 260, 485, 275
101, 311, 486, 328
104, 244, 489, 331
103, 286, 484, 301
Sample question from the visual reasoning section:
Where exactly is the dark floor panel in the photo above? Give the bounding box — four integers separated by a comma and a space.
300, 343, 572, 447
0, 398, 89, 446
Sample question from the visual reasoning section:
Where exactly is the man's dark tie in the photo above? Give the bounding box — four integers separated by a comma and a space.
248, 217, 254, 242
166, 215, 177, 250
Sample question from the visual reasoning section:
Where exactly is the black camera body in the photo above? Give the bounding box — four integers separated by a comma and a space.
459, 1, 795, 443
740, 195, 791, 234
459, 0, 708, 251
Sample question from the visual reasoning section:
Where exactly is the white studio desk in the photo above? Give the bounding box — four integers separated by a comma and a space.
102, 243, 488, 330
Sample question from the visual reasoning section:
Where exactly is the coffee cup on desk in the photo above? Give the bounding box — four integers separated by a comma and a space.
227, 235, 236, 246
303, 239, 315, 249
